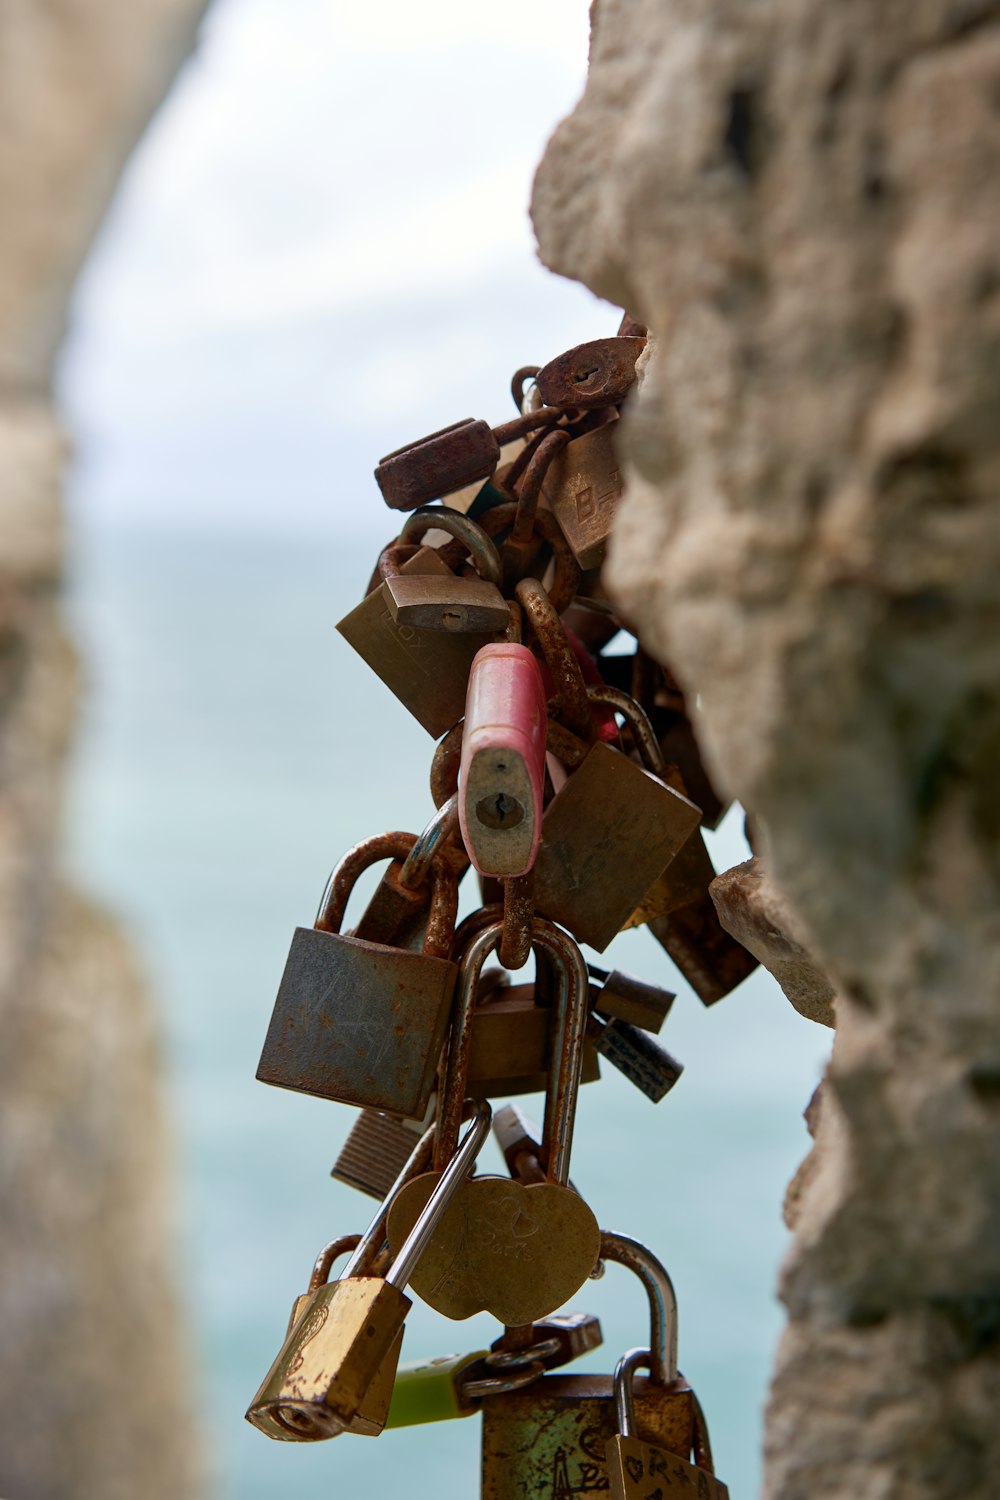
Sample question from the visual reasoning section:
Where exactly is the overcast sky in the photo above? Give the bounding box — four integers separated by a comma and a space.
58, 0, 615, 541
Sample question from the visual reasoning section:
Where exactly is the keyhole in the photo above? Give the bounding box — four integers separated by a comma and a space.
475, 792, 525, 830
572, 361, 600, 384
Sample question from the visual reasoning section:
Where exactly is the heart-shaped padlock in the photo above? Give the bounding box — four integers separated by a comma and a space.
388, 916, 600, 1322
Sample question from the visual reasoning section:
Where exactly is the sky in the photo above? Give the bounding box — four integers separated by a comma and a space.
58, 0, 614, 541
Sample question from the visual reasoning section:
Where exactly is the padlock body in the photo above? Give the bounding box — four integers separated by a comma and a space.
460, 643, 548, 878
385, 573, 509, 634
278, 1290, 404, 1437
247, 1278, 410, 1440
606, 1433, 730, 1499
337, 549, 494, 737
480, 1372, 694, 1499
467, 984, 599, 1098
331, 1108, 426, 1199
590, 969, 675, 1033
650, 892, 759, 1004
257, 927, 457, 1118
540, 419, 623, 570
534, 742, 701, 952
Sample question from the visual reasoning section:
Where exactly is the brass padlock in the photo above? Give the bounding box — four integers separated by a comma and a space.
247, 1099, 492, 1441
256, 832, 459, 1118
386, 918, 601, 1326
337, 545, 496, 738
480, 1229, 695, 1499
606, 1349, 730, 1498
384, 506, 509, 634
539, 413, 623, 570
467, 975, 600, 1098
255, 1233, 402, 1441
533, 689, 702, 952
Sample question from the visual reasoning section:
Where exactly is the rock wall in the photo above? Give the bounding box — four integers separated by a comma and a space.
533, 2, 1000, 1496
0, 3, 206, 1496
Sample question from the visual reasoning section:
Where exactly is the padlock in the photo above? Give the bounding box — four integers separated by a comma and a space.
480, 1229, 695, 1499
606, 1348, 730, 1499
385, 506, 509, 634
459, 642, 548, 878
375, 411, 555, 510
246, 1098, 492, 1441
467, 979, 600, 1098
539, 412, 624, 570
589, 963, 676, 1034
588, 1013, 684, 1104
533, 689, 702, 952
330, 1094, 436, 1200
622, 825, 717, 930
337, 545, 496, 738
650, 890, 759, 1006
257, 1233, 402, 1440
351, 797, 464, 955
256, 832, 459, 1118
385, 918, 601, 1326
535, 336, 645, 411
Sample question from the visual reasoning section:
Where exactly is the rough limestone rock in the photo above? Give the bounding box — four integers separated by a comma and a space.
711, 857, 836, 1027
0, 2, 207, 1496
533, 2, 1000, 1495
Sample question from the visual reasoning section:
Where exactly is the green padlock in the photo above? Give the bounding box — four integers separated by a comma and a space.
385, 1351, 489, 1428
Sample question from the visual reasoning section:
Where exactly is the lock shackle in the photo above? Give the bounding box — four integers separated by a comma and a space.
431, 721, 464, 809
398, 796, 461, 892
613, 1351, 718, 1476
340, 1114, 439, 1281
385, 1098, 492, 1291
477, 501, 581, 616
586, 684, 668, 779
399, 505, 502, 587
516, 577, 592, 740
435, 917, 589, 1185
613, 1346, 651, 1438
308, 1233, 363, 1293
599, 1230, 678, 1386
510, 427, 571, 544
316, 832, 458, 960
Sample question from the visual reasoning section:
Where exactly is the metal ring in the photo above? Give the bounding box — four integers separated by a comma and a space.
485, 1336, 562, 1371
400, 505, 503, 586
316, 832, 458, 960
516, 577, 592, 740
398, 796, 461, 891
461, 1359, 545, 1402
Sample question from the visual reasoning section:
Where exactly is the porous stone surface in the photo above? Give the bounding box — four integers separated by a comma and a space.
0, 2, 206, 1496
711, 857, 836, 1027
533, 2, 1000, 1494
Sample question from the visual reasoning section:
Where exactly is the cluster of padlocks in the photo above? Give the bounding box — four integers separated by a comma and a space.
246, 320, 754, 1495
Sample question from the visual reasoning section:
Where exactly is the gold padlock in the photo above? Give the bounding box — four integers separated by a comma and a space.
606, 1349, 730, 1499
246, 1099, 492, 1441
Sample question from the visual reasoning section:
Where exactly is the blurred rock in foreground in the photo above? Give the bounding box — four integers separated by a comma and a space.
0, 2, 206, 1497
534, 1, 1000, 1494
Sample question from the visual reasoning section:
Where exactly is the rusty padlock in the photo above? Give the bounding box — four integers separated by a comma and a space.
256, 832, 459, 1118
375, 411, 557, 510
535, 336, 645, 411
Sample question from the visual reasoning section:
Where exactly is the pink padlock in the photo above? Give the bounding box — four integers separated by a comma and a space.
459, 643, 548, 878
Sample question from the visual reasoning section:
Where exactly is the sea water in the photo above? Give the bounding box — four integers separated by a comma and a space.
64, 514, 829, 1499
